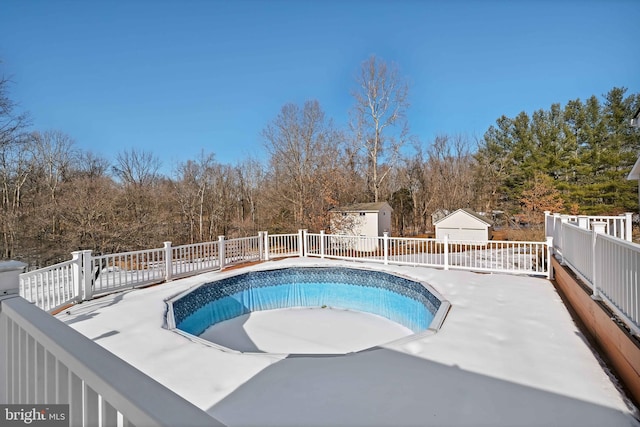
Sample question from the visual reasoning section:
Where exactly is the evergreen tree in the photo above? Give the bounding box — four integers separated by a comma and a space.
475, 87, 640, 215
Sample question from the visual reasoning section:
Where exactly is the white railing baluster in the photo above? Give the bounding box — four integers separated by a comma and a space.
0, 295, 224, 426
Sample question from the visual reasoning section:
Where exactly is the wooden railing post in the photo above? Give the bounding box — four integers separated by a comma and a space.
163, 242, 173, 281
218, 236, 226, 270
320, 230, 325, 259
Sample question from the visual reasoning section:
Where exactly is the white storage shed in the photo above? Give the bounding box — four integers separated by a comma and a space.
329, 202, 393, 251
434, 208, 493, 241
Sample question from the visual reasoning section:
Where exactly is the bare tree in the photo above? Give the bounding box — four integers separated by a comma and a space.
263, 100, 343, 231
404, 135, 477, 233
112, 149, 161, 188
29, 130, 78, 235
0, 74, 29, 148
234, 158, 265, 234
111, 149, 163, 248
174, 151, 216, 243
0, 71, 30, 258
350, 55, 410, 202
0, 135, 32, 258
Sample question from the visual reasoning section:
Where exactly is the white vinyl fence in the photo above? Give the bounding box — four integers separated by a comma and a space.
545, 212, 639, 337
545, 211, 633, 256
0, 294, 224, 427
20, 230, 552, 313
305, 231, 551, 277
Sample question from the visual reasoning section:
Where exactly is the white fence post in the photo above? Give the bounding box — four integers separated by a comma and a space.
624, 212, 633, 242
0, 261, 25, 296
546, 237, 554, 280
577, 216, 589, 229
383, 232, 389, 265
263, 231, 270, 261
320, 230, 325, 259
218, 236, 226, 270
298, 229, 304, 257
164, 242, 173, 281
71, 251, 83, 302
591, 221, 607, 301
82, 250, 93, 301
443, 235, 449, 271
544, 211, 551, 238
0, 297, 11, 404
258, 232, 265, 261
559, 215, 570, 265
302, 229, 308, 257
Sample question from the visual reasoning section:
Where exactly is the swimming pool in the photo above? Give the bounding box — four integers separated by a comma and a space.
167, 266, 449, 352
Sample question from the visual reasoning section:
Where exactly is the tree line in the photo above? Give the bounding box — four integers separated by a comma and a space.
2, 57, 639, 267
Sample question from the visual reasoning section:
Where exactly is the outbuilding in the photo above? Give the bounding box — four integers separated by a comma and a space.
434, 208, 493, 241
330, 202, 393, 237
329, 202, 393, 252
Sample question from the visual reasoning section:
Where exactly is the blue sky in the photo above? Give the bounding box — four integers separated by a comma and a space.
1, 0, 639, 175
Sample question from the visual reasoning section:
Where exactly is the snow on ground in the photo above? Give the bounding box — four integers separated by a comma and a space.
199, 307, 413, 354
57, 258, 640, 427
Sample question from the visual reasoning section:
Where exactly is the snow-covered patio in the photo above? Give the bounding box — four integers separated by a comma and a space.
57, 258, 639, 426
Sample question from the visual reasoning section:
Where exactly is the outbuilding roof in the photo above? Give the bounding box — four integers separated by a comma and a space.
433, 208, 493, 226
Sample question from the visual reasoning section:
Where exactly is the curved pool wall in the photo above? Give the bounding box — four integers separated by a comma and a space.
170, 267, 442, 336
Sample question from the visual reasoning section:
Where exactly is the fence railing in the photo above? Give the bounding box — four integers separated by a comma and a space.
595, 234, 640, 336
91, 247, 166, 299
20, 257, 79, 313
265, 233, 300, 260
170, 240, 220, 279
0, 294, 224, 427
545, 211, 633, 255
305, 232, 551, 277
545, 212, 640, 337
20, 230, 551, 312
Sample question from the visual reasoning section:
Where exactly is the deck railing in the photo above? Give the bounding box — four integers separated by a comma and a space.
265, 232, 300, 260
545, 212, 640, 337
545, 211, 633, 255
6, 230, 552, 423
19, 230, 552, 313
0, 293, 224, 427
305, 232, 551, 277
19, 256, 79, 313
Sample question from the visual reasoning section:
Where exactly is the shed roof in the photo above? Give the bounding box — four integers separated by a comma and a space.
434, 208, 493, 226
330, 202, 393, 212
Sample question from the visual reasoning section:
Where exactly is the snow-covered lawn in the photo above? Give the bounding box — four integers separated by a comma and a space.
57, 258, 639, 427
